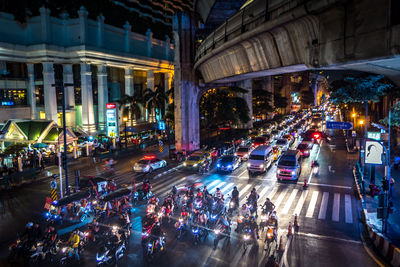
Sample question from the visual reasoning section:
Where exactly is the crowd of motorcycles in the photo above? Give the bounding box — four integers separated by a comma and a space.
138, 179, 280, 263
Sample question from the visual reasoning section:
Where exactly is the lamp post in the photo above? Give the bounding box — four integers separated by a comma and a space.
123, 117, 128, 150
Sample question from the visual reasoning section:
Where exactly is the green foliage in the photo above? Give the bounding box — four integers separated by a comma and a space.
252, 89, 273, 118
4, 143, 25, 155
329, 75, 393, 104
273, 93, 288, 109
200, 87, 250, 129
380, 102, 400, 127
143, 87, 169, 121
117, 94, 142, 121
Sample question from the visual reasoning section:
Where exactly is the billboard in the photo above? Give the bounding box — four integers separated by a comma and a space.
106, 103, 119, 137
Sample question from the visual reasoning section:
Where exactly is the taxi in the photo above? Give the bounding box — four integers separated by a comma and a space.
133, 155, 167, 173
272, 146, 282, 161
183, 151, 212, 170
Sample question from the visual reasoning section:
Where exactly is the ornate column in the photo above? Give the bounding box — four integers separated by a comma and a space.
146, 29, 153, 57
124, 67, 134, 96
80, 63, 96, 133
78, 6, 88, 45
26, 63, 36, 119
97, 64, 108, 132
146, 70, 155, 122
39, 6, 50, 43
62, 64, 75, 108
42, 62, 58, 123
97, 14, 105, 48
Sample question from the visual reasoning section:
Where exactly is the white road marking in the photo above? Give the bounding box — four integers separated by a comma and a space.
282, 189, 298, 214
293, 190, 308, 216
306, 191, 319, 218
206, 180, 221, 189
318, 192, 329, 220
238, 169, 247, 177
332, 193, 340, 222
267, 187, 278, 200
296, 231, 361, 244
258, 186, 271, 201
274, 188, 288, 210
298, 182, 352, 190
239, 184, 252, 200
221, 182, 234, 193
209, 181, 226, 194
345, 194, 353, 224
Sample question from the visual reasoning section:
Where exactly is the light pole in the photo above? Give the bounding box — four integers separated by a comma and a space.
123, 117, 128, 150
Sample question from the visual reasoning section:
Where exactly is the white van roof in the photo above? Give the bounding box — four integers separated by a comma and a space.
250, 145, 272, 155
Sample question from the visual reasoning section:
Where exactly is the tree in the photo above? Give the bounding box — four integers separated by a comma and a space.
200, 86, 250, 130
143, 86, 169, 122
252, 89, 273, 119
329, 75, 392, 104
273, 93, 288, 111
117, 94, 142, 125
381, 102, 400, 127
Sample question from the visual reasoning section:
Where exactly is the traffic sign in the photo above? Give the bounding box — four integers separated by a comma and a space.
159, 140, 163, 146
50, 189, 57, 200
326, 121, 353, 130
365, 140, 384, 165
159, 145, 163, 153
50, 180, 57, 189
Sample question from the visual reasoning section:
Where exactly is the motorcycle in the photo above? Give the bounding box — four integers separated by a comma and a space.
96, 240, 126, 266
133, 190, 152, 204
228, 196, 238, 217
213, 222, 230, 250
28, 242, 45, 265
264, 226, 277, 250
246, 201, 257, 216
242, 227, 255, 251
144, 234, 166, 262
259, 207, 271, 231
175, 215, 188, 240
191, 225, 206, 245
59, 246, 80, 265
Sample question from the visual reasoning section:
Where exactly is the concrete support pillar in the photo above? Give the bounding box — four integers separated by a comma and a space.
173, 13, 200, 152
165, 35, 170, 61
146, 70, 155, 122
42, 62, 58, 123
26, 63, 36, 119
78, 6, 88, 44
97, 14, 105, 47
164, 72, 172, 102
123, 21, 131, 53
97, 64, 108, 132
39, 6, 50, 43
238, 79, 253, 129
264, 76, 274, 119
146, 29, 153, 57
62, 64, 75, 109
124, 67, 134, 96
80, 63, 96, 133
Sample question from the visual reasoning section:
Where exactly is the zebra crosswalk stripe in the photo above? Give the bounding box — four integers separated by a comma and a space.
274, 188, 288, 210
293, 190, 308, 216
221, 182, 234, 194
239, 184, 252, 202
206, 180, 221, 189
258, 186, 270, 200
306, 191, 319, 218
345, 194, 353, 224
332, 193, 340, 222
209, 181, 226, 194
318, 192, 329, 220
282, 189, 298, 214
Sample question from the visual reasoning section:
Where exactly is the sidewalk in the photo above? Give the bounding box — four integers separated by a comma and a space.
361, 164, 400, 247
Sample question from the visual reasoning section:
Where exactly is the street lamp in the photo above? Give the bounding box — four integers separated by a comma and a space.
123, 117, 128, 150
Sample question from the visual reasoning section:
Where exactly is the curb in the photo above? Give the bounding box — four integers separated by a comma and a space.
353, 166, 400, 266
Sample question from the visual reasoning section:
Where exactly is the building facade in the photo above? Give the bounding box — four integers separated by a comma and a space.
0, 6, 174, 134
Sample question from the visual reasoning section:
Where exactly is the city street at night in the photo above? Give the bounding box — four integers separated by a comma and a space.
0, 0, 399, 266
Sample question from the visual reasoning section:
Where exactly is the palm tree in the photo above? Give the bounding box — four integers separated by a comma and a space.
117, 94, 142, 126
143, 86, 169, 122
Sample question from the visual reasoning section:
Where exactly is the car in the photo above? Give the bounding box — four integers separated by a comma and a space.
275, 138, 290, 152
270, 130, 279, 139
296, 141, 313, 157
133, 156, 167, 173
247, 145, 274, 175
183, 151, 212, 170
276, 150, 302, 181
235, 146, 253, 161
216, 155, 240, 172
252, 136, 268, 147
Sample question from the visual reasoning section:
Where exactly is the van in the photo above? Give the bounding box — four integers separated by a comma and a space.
276, 150, 302, 181
247, 145, 273, 175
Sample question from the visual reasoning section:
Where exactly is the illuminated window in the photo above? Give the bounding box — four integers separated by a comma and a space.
40, 111, 46, 119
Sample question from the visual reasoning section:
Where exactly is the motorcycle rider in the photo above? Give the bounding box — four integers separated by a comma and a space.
231, 186, 239, 207
203, 186, 210, 198
262, 198, 275, 215
268, 211, 279, 228
236, 204, 250, 232
67, 229, 80, 261
214, 188, 224, 200
248, 188, 259, 217
142, 179, 151, 195
213, 213, 231, 250
248, 216, 260, 240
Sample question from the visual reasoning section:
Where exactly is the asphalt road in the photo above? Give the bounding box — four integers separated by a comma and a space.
0, 132, 379, 267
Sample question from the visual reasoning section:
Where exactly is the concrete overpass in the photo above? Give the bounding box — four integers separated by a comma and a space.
173, 0, 400, 152
194, 0, 400, 85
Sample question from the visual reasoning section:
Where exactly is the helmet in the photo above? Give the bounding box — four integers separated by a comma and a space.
266, 198, 270, 201
233, 186, 237, 190
253, 187, 256, 192
216, 188, 220, 191
242, 204, 246, 209
204, 186, 207, 189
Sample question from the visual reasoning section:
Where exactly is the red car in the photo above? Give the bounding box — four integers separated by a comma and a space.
296, 142, 313, 157
252, 136, 268, 147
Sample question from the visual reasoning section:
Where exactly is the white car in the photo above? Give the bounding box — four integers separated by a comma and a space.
133, 156, 167, 173
275, 138, 290, 152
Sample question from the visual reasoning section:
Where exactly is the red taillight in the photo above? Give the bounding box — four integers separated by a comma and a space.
313, 133, 320, 140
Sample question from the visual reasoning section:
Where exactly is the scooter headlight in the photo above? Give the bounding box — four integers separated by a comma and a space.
261, 215, 267, 220
214, 229, 220, 235
96, 254, 105, 262
244, 235, 250, 240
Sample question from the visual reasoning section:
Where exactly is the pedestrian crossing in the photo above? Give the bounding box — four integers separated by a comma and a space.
143, 176, 355, 225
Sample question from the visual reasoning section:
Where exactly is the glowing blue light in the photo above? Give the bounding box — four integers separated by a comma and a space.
227, 165, 232, 169
217, 164, 220, 168
147, 243, 152, 247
